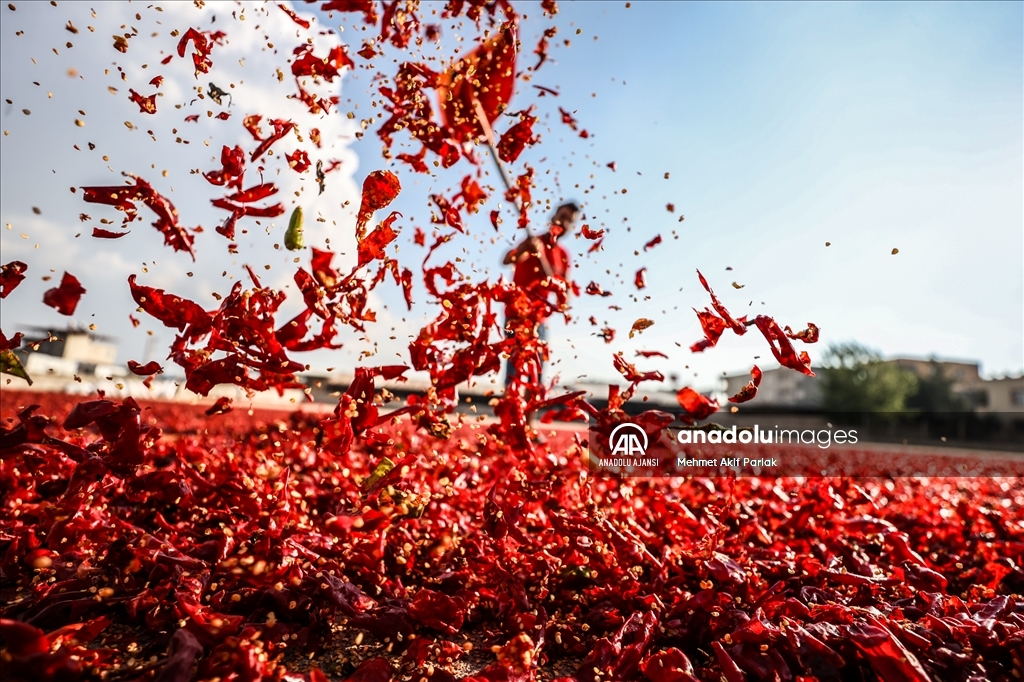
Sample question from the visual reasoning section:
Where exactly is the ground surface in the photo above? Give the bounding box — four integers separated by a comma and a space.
1, 391, 1022, 682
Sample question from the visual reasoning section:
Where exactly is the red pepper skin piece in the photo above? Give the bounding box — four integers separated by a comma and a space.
42, 272, 86, 316
847, 620, 932, 682
0, 261, 28, 298
711, 642, 747, 682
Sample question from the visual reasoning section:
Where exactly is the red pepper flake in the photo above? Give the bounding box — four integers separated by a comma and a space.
277, 2, 311, 28
676, 386, 719, 422
320, 0, 378, 24
249, 117, 295, 161
127, 360, 163, 376
82, 177, 196, 259
91, 227, 129, 239
128, 88, 157, 114
42, 272, 86, 315
290, 44, 351, 113
0, 261, 28, 298
357, 212, 400, 268
643, 234, 663, 251
356, 170, 401, 238
436, 22, 518, 143
497, 113, 538, 163
753, 314, 815, 376
634, 267, 647, 290
613, 353, 664, 384
558, 106, 578, 131
148, 75, 164, 88
286, 149, 311, 173
785, 322, 820, 343
629, 317, 654, 338
204, 145, 245, 189
211, 183, 285, 240
204, 396, 233, 416
176, 27, 225, 77
728, 364, 762, 403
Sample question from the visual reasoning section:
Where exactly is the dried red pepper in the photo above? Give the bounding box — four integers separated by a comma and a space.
42, 272, 86, 315
0, 261, 27, 298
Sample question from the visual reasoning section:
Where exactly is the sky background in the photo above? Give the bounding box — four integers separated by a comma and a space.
1, 1, 1021, 396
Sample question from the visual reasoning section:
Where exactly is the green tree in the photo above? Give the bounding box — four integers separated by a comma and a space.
819, 343, 918, 414
905, 360, 973, 412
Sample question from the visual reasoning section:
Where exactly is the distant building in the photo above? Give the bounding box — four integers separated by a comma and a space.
956, 373, 1024, 413
724, 358, 1023, 413
890, 358, 1023, 414
16, 326, 125, 380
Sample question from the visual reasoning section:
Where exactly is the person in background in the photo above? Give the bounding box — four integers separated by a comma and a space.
503, 201, 580, 391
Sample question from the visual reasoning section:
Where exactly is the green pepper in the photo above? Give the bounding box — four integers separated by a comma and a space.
285, 206, 304, 250
0, 350, 32, 385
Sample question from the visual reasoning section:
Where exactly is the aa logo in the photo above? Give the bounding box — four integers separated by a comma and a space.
609, 423, 648, 456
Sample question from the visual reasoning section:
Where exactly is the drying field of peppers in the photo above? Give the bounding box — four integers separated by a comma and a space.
2, 391, 1022, 682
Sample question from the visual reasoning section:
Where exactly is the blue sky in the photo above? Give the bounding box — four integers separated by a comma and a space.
1, 1, 1021, 394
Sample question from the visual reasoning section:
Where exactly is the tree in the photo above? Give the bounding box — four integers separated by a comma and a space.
819, 343, 918, 414
904, 360, 973, 412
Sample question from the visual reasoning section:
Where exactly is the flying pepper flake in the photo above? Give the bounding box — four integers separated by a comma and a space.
634, 267, 647, 290
127, 360, 163, 376
0, 261, 27, 298
676, 387, 719, 423
82, 177, 196, 259
285, 149, 311, 172
356, 170, 401, 238
728, 365, 762, 403
753, 315, 814, 376
436, 22, 518, 144
629, 318, 654, 338
497, 114, 538, 163
320, 0, 378, 24
92, 228, 130, 239
204, 145, 245, 189
278, 2, 311, 28
643, 234, 662, 251
128, 89, 157, 114
785, 322, 820, 343
613, 353, 663, 383
205, 396, 233, 416
558, 106, 578, 131
290, 43, 351, 113
357, 212, 400, 268
211, 183, 285, 240
42, 272, 86, 316
176, 28, 225, 77
249, 118, 295, 161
